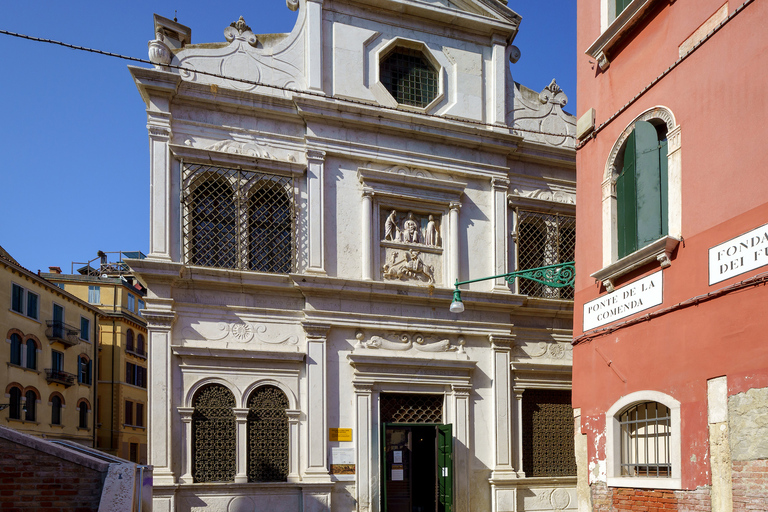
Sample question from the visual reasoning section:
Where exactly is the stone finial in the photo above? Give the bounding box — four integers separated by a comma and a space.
147, 31, 172, 70
224, 16, 258, 47
539, 79, 568, 107
287, 0, 300, 11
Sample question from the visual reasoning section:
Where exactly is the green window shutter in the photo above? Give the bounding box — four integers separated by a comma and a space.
617, 130, 637, 259
437, 424, 453, 512
659, 138, 669, 237
635, 121, 664, 248
616, 0, 632, 16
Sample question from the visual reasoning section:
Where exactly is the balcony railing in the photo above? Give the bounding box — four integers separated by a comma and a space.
45, 321, 80, 347
45, 369, 76, 387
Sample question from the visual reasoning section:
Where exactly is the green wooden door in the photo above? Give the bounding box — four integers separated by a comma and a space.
437, 424, 453, 512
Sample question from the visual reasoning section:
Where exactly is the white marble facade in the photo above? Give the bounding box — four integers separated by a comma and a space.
129, 1, 576, 511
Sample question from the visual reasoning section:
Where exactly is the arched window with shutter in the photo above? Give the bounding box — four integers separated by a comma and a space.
247, 385, 289, 482
9, 333, 22, 366
616, 120, 668, 259
192, 384, 236, 483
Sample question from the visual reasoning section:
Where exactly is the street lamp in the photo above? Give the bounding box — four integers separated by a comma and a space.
450, 261, 575, 313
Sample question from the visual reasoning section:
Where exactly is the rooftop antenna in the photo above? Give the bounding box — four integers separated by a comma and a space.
174, 10, 178, 22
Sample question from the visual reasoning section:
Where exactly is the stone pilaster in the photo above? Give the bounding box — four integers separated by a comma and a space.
303, 322, 331, 482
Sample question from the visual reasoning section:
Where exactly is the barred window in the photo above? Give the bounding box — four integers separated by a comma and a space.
380, 47, 438, 108
192, 384, 236, 483
516, 210, 575, 299
619, 402, 671, 477
522, 389, 576, 477
183, 163, 295, 273
247, 385, 289, 482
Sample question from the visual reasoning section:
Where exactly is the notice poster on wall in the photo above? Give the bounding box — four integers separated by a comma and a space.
393, 450, 403, 464
392, 465, 404, 481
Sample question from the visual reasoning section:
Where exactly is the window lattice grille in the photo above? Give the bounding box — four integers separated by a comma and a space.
522, 389, 577, 477
381, 393, 443, 423
182, 163, 295, 273
192, 384, 236, 483
620, 402, 671, 477
380, 48, 438, 108
247, 385, 289, 482
516, 210, 576, 299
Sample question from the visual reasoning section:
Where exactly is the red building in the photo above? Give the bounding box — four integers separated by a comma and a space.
573, 0, 768, 510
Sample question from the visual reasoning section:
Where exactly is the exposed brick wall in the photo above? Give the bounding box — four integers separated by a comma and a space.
0, 438, 103, 511
674, 486, 711, 512
591, 482, 614, 512
590, 484, 711, 512
732, 459, 768, 511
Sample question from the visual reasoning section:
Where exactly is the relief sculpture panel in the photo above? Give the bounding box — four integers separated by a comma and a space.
380, 209, 443, 285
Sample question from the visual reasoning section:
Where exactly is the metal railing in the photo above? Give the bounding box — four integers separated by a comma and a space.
45, 321, 81, 347
71, 250, 147, 277
45, 369, 76, 387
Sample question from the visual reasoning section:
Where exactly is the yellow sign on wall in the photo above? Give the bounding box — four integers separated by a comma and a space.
329, 428, 353, 442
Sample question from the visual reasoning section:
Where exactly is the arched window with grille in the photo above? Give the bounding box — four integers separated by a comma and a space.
248, 183, 292, 273
192, 384, 237, 483
247, 385, 290, 482
189, 177, 237, 269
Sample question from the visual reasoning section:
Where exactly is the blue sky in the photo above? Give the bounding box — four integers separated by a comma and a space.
0, 1, 575, 274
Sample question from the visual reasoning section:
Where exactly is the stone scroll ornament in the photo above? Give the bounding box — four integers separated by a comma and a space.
355, 332, 458, 352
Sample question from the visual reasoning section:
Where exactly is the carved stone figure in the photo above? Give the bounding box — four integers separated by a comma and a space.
384, 210, 398, 241
425, 215, 438, 246
382, 250, 434, 283
403, 212, 420, 243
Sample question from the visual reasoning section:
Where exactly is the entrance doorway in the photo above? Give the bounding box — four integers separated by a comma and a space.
382, 423, 453, 512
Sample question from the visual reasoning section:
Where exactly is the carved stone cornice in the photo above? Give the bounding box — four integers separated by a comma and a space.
489, 334, 516, 348
306, 149, 327, 163
142, 309, 176, 330
451, 384, 472, 397
302, 322, 331, 340
491, 177, 510, 191
353, 382, 374, 394
178, 407, 194, 421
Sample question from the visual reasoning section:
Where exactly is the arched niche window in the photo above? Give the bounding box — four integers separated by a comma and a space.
190, 176, 237, 269
25, 389, 38, 422
616, 120, 668, 259
78, 355, 92, 385
247, 385, 289, 482
8, 386, 22, 420
126, 329, 135, 353
78, 399, 90, 429
192, 384, 236, 483
51, 394, 64, 425
25, 338, 37, 370
248, 182, 292, 274
9, 333, 22, 366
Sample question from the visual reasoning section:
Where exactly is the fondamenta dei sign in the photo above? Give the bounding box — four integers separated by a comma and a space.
709, 222, 768, 285
583, 271, 663, 331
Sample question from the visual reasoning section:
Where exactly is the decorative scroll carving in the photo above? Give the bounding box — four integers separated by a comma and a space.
224, 16, 257, 47
383, 165, 434, 178
508, 79, 576, 148
513, 341, 573, 360
182, 322, 298, 345
203, 140, 270, 159
355, 332, 457, 352
510, 188, 575, 205
382, 250, 435, 284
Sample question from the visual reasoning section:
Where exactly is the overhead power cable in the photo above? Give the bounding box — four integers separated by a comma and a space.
0, 28, 576, 141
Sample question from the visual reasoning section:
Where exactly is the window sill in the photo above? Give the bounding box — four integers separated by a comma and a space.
7, 418, 39, 425
586, 0, 662, 70
7, 363, 40, 374
591, 236, 680, 292
7, 309, 41, 324
126, 350, 147, 360
608, 476, 681, 490
123, 424, 147, 430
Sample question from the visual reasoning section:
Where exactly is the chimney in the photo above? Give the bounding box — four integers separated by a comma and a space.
48, 266, 62, 274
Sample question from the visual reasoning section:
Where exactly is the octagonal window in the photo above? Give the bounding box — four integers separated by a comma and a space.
380, 47, 438, 108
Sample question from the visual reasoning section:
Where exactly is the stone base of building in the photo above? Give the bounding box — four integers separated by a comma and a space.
590, 482, 711, 511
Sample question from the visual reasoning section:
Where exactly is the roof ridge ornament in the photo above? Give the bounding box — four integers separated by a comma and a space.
539, 78, 568, 107
224, 16, 258, 47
